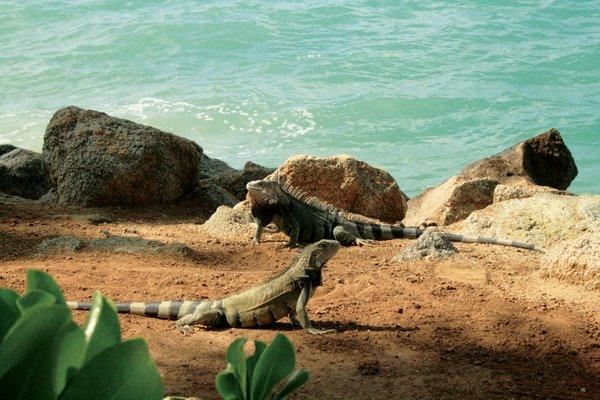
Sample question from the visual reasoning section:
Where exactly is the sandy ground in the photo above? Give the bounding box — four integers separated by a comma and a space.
1, 201, 599, 400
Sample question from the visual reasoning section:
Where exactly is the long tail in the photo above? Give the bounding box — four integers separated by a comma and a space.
347, 222, 545, 252
67, 300, 204, 320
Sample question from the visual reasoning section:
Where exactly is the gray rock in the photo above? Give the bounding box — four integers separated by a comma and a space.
212, 161, 275, 200
201, 205, 255, 239
0, 191, 34, 204
37, 236, 85, 254
199, 153, 235, 179
0, 148, 51, 199
192, 182, 238, 213
42, 106, 203, 206
38, 188, 58, 204
0, 144, 17, 157
394, 228, 457, 261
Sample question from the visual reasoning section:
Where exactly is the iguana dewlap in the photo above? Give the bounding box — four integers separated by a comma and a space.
68, 239, 341, 334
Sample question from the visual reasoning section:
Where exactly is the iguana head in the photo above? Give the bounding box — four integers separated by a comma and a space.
246, 179, 284, 206
305, 239, 341, 271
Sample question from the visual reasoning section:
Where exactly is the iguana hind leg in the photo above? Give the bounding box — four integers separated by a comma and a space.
175, 309, 222, 333
333, 226, 377, 246
296, 284, 334, 334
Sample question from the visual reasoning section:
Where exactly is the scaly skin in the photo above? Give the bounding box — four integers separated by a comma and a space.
68, 240, 341, 334
246, 179, 544, 252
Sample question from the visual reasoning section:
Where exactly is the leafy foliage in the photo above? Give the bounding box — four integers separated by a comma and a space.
0, 269, 164, 400
216, 333, 309, 400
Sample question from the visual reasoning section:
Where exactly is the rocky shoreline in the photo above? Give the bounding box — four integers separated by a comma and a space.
1, 106, 598, 290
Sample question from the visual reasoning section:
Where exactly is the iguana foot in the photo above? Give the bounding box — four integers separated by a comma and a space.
175, 322, 192, 335
356, 238, 378, 246
307, 327, 336, 334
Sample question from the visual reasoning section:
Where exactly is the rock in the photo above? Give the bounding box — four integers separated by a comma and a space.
87, 235, 192, 256
493, 183, 571, 203
200, 205, 255, 239
456, 193, 600, 247
0, 148, 51, 199
38, 188, 58, 204
540, 233, 600, 290
37, 236, 85, 254
267, 154, 407, 223
403, 129, 578, 226
394, 228, 457, 261
199, 153, 235, 179
212, 161, 275, 200
0, 144, 17, 157
192, 182, 239, 213
42, 106, 202, 206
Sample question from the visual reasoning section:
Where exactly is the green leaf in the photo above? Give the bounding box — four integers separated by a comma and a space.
272, 369, 309, 400
26, 269, 67, 306
250, 333, 296, 400
59, 338, 164, 400
226, 337, 248, 399
82, 292, 121, 363
245, 340, 267, 388
16, 290, 56, 312
215, 370, 244, 400
0, 305, 85, 400
0, 288, 20, 340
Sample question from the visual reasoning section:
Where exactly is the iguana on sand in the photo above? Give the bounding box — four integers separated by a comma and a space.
246, 179, 544, 252
68, 239, 341, 334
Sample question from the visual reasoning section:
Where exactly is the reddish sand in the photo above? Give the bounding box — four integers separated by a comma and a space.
1, 201, 599, 399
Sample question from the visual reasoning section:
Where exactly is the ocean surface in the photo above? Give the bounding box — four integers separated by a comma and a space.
1, 1, 598, 196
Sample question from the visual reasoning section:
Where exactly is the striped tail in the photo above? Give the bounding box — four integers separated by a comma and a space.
67, 300, 204, 320
349, 221, 544, 252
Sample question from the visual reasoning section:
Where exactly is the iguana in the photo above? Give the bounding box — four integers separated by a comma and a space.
246, 179, 544, 252
68, 239, 341, 334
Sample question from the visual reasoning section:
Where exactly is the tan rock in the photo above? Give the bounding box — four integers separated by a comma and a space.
403, 129, 578, 226
540, 233, 600, 290
200, 205, 255, 239
493, 183, 571, 203
455, 193, 600, 247
267, 154, 407, 223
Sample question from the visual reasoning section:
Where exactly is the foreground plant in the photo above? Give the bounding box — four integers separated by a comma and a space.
216, 334, 309, 400
0, 269, 164, 400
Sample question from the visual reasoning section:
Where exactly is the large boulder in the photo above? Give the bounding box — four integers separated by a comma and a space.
0, 148, 51, 199
540, 233, 600, 290
455, 193, 600, 248
213, 161, 275, 200
42, 106, 203, 206
0, 144, 17, 157
267, 155, 408, 223
199, 153, 235, 179
403, 129, 577, 226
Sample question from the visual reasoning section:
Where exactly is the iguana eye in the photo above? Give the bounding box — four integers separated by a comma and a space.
267, 198, 276, 205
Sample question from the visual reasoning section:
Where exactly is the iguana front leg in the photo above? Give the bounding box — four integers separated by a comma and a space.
296, 284, 334, 334
251, 224, 264, 245
287, 216, 301, 247
175, 309, 223, 333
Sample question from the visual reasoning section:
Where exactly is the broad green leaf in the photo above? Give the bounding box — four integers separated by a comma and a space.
226, 337, 248, 399
0, 288, 20, 340
250, 333, 296, 400
16, 290, 56, 312
245, 340, 267, 389
26, 269, 67, 306
215, 370, 244, 400
83, 292, 121, 363
0, 305, 85, 400
272, 369, 309, 400
59, 338, 164, 400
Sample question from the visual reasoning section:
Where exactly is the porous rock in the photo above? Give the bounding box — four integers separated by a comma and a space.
37, 236, 85, 254
267, 154, 407, 223
0, 144, 17, 157
0, 148, 51, 199
192, 182, 239, 213
493, 183, 571, 203
394, 228, 457, 261
403, 129, 578, 226
199, 153, 235, 179
456, 193, 600, 247
540, 233, 600, 290
42, 106, 202, 206
200, 205, 255, 239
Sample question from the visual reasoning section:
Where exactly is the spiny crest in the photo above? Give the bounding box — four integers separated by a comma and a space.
259, 250, 308, 284
275, 178, 383, 225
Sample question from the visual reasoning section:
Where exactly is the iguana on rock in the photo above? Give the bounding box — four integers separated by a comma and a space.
68, 239, 341, 334
246, 179, 544, 252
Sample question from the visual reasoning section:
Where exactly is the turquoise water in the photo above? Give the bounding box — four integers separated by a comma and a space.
1, 1, 598, 196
